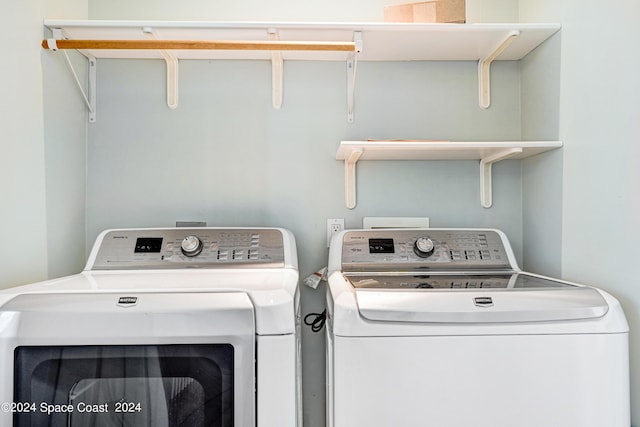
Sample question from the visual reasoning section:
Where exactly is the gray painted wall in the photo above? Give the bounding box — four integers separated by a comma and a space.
15, 0, 628, 426
520, 1, 639, 423
86, 58, 524, 426
43, 49, 88, 278
521, 31, 562, 276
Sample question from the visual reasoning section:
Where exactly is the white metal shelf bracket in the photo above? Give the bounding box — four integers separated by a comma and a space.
478, 30, 520, 109
268, 28, 284, 109
479, 147, 522, 208
88, 56, 96, 122
162, 54, 179, 109
344, 148, 363, 209
50, 29, 97, 123
346, 32, 362, 123
143, 27, 179, 109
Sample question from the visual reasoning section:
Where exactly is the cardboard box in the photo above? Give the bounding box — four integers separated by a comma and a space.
384, 0, 466, 23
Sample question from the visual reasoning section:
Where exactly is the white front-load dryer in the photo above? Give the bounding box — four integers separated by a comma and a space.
0, 227, 301, 427
326, 228, 630, 427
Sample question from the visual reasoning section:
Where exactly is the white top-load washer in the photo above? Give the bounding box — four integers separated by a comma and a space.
326, 228, 629, 427
0, 227, 300, 427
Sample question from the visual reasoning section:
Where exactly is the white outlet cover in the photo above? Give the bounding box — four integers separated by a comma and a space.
327, 218, 345, 247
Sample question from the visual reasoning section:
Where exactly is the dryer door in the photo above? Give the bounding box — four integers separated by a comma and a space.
0, 292, 254, 427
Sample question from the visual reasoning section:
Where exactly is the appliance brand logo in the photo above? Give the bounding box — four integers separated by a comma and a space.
474, 296, 494, 307
117, 296, 138, 307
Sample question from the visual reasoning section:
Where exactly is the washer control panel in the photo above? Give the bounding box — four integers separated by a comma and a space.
91, 228, 285, 269
341, 229, 511, 271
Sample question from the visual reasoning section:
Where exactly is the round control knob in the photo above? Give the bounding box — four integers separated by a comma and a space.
413, 237, 435, 258
181, 235, 203, 257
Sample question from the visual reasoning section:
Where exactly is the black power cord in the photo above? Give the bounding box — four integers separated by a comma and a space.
304, 309, 327, 333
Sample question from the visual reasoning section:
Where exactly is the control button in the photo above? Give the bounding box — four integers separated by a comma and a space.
417, 282, 434, 289
181, 235, 203, 257
413, 237, 435, 258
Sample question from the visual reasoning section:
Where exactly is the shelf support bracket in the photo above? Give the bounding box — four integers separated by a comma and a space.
87, 56, 97, 122
50, 28, 97, 123
163, 54, 179, 109
478, 30, 520, 109
143, 27, 179, 109
347, 31, 362, 123
344, 148, 363, 209
268, 28, 283, 109
479, 147, 522, 208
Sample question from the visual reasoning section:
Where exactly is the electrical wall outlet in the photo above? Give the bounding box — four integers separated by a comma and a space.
327, 218, 345, 247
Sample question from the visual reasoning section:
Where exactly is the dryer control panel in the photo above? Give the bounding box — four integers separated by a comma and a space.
341, 229, 512, 271
90, 228, 286, 269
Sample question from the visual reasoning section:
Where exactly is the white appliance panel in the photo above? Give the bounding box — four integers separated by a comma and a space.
0, 227, 301, 427
0, 292, 255, 427
326, 228, 630, 427
257, 334, 300, 427
329, 333, 630, 427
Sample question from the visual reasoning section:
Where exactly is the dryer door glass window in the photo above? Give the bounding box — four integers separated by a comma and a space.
14, 344, 234, 427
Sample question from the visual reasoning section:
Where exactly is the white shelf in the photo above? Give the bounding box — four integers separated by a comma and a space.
43, 20, 559, 61
42, 20, 560, 122
336, 140, 563, 209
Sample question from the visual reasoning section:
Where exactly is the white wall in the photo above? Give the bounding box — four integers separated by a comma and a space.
466, 0, 518, 23
520, 1, 640, 424
0, 0, 86, 288
89, 0, 519, 22
89, 0, 414, 21
0, 1, 49, 287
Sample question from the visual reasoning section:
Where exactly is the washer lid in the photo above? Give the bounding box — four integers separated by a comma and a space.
352, 273, 609, 323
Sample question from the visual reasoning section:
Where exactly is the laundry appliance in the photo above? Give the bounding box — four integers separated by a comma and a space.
326, 228, 629, 427
0, 227, 300, 427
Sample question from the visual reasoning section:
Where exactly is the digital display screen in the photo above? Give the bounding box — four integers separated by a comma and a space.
134, 237, 163, 253
369, 238, 395, 253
